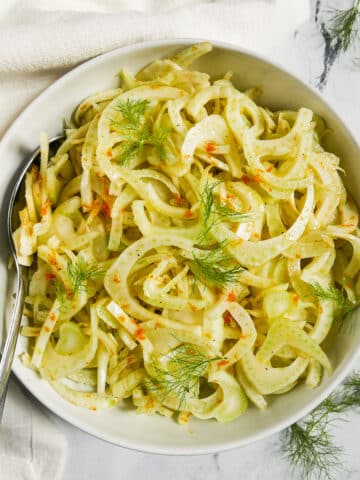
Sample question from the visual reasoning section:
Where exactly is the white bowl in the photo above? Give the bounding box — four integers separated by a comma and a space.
1, 38, 360, 455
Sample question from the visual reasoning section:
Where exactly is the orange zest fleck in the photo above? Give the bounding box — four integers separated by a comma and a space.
253, 174, 262, 184
41, 199, 51, 217
45, 272, 56, 281
49, 251, 57, 266
227, 290, 237, 302
217, 359, 229, 368
293, 294, 299, 303
188, 303, 198, 312
223, 311, 233, 325
66, 290, 73, 299
112, 274, 121, 284
239, 334, 250, 340
266, 165, 274, 172
106, 148, 113, 157
145, 397, 155, 409
205, 142, 216, 153
184, 209, 194, 219
44, 325, 50, 333
100, 203, 111, 218
295, 253, 301, 259
241, 175, 251, 185
172, 193, 186, 207
118, 315, 126, 324
134, 327, 146, 341
49, 312, 57, 322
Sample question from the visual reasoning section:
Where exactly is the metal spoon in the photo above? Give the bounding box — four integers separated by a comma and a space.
0, 135, 63, 421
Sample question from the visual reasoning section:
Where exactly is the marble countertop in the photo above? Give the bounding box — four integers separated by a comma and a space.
20, 1, 360, 479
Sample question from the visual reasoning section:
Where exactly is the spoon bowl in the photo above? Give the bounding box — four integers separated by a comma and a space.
0, 135, 63, 420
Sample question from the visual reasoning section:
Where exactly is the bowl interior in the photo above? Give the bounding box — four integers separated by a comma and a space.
1, 39, 360, 454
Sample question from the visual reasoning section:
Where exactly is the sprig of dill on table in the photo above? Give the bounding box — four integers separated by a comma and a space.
280, 371, 360, 480
310, 282, 357, 330
190, 242, 243, 288
199, 180, 250, 241
328, 0, 360, 53
147, 342, 220, 410
111, 98, 170, 166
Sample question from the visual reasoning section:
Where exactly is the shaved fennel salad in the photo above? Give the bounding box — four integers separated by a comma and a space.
14, 42, 360, 424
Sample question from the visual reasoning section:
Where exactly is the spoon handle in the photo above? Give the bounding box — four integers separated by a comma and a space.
0, 262, 26, 421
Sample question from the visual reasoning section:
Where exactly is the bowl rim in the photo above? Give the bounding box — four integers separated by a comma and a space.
3, 36, 360, 455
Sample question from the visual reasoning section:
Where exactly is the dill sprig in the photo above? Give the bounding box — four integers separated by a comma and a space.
311, 282, 356, 329
54, 256, 105, 309
54, 281, 69, 309
112, 98, 170, 166
191, 242, 243, 288
280, 371, 360, 480
341, 372, 360, 408
67, 256, 105, 296
328, 0, 360, 53
147, 342, 220, 409
199, 180, 249, 241
114, 98, 150, 127
280, 421, 342, 480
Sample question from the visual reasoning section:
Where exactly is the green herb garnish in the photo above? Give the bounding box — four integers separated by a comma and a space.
280, 371, 360, 480
112, 98, 170, 166
199, 180, 249, 241
191, 242, 243, 288
328, 0, 360, 53
280, 418, 342, 480
67, 256, 105, 296
147, 342, 220, 409
114, 98, 150, 127
54, 256, 105, 310
54, 281, 69, 309
311, 282, 356, 329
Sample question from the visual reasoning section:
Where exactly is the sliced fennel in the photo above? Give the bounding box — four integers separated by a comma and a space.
14, 42, 359, 425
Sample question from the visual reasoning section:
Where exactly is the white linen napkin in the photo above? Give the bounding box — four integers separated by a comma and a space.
0, 1, 309, 479
0, 380, 66, 480
0, 0, 310, 137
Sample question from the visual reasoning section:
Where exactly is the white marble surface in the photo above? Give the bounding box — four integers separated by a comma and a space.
14, 1, 360, 479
